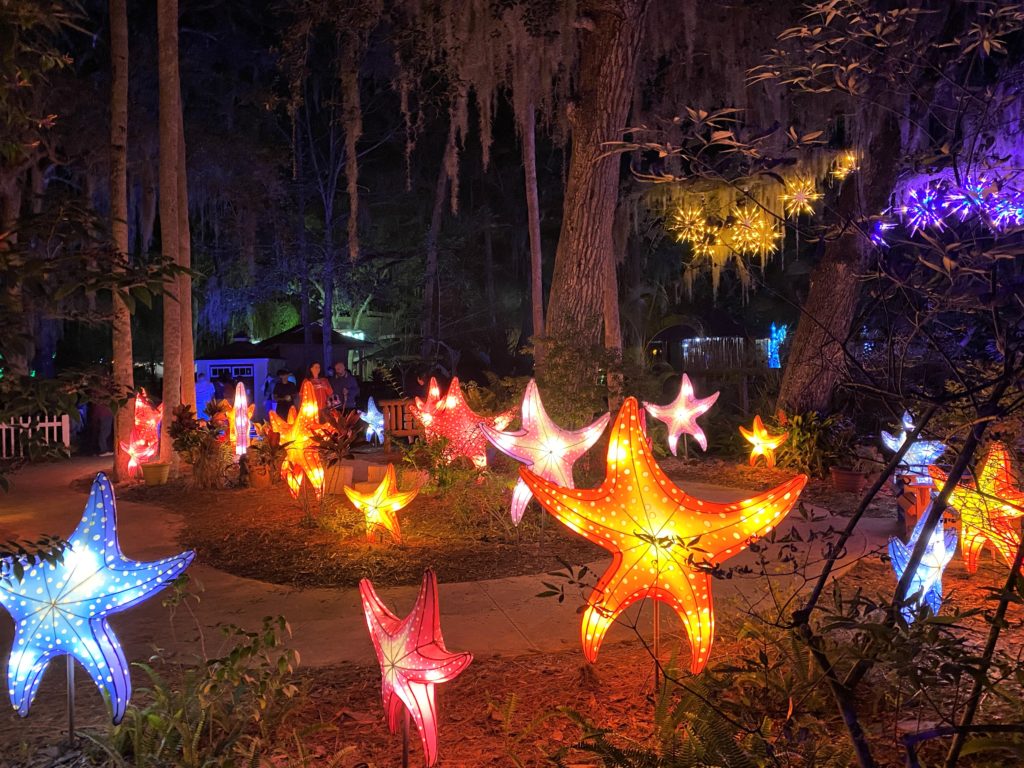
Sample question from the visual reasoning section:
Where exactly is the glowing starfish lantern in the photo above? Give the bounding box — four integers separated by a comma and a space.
412, 377, 515, 469
880, 410, 946, 483
229, 382, 254, 456
642, 374, 719, 456
888, 507, 957, 621
119, 390, 163, 475
360, 569, 472, 766
360, 397, 385, 445
520, 398, 807, 673
481, 379, 610, 525
766, 323, 787, 369
0, 473, 193, 722
267, 380, 325, 499
929, 442, 1024, 574
344, 464, 419, 543
740, 415, 788, 468
780, 177, 822, 218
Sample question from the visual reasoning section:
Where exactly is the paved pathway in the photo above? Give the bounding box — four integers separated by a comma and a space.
0, 458, 897, 674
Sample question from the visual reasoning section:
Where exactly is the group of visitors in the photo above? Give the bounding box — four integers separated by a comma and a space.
272, 361, 361, 420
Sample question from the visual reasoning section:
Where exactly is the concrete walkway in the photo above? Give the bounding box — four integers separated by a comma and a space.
0, 458, 897, 672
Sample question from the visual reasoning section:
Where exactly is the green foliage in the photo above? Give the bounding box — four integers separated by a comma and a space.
168, 404, 234, 489
400, 436, 456, 490
534, 339, 615, 429
89, 611, 301, 768
0, 535, 65, 581
774, 411, 843, 478
246, 423, 287, 474
460, 372, 528, 417
312, 409, 364, 467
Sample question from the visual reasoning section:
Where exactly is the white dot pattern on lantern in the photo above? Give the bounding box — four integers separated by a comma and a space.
0, 473, 194, 723
481, 379, 610, 525
360, 569, 472, 767
889, 506, 957, 622
411, 377, 514, 469
642, 373, 719, 456
880, 410, 946, 483
520, 398, 807, 674
359, 397, 385, 445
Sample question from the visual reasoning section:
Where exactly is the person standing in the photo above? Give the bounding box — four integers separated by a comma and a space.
272, 369, 298, 419
195, 372, 215, 410
304, 362, 332, 416
330, 361, 360, 411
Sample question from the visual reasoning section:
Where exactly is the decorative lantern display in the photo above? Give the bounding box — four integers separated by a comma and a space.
360, 569, 472, 767
888, 506, 957, 621
0, 473, 194, 722
360, 397, 385, 445
230, 382, 254, 456
411, 377, 515, 468
780, 177, 821, 218
119, 390, 163, 474
642, 373, 718, 456
481, 379, 609, 525
267, 380, 325, 500
740, 415, 788, 468
929, 442, 1024, 573
520, 398, 807, 673
766, 323, 787, 369
881, 410, 946, 483
344, 464, 419, 543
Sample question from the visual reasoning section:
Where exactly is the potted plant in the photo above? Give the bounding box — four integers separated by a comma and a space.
168, 403, 233, 489
247, 423, 286, 488
140, 460, 170, 486
314, 409, 364, 494
829, 445, 881, 493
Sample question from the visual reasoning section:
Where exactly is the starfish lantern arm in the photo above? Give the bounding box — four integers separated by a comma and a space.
509, 479, 533, 526
888, 536, 911, 583
880, 430, 902, 453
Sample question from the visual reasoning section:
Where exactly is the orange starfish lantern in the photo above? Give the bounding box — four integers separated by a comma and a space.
228, 382, 254, 456
119, 390, 163, 475
520, 398, 807, 673
344, 464, 419, 543
411, 377, 514, 468
739, 415, 788, 468
360, 569, 472, 767
267, 380, 324, 499
929, 442, 1024, 573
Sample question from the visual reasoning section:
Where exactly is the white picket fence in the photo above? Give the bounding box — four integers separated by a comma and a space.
0, 414, 71, 460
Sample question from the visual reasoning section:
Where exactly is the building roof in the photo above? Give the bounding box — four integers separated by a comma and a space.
199, 336, 283, 361
259, 323, 376, 349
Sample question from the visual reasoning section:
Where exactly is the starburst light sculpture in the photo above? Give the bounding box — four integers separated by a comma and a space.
267, 380, 325, 499
0, 473, 194, 722
880, 410, 946, 483
929, 442, 1024, 573
780, 177, 821, 218
642, 374, 718, 456
360, 396, 385, 445
360, 569, 472, 766
344, 464, 419, 543
411, 377, 514, 468
888, 506, 957, 621
481, 380, 609, 525
740, 415, 788, 468
520, 398, 807, 673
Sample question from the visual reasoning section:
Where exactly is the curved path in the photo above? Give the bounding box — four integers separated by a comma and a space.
0, 458, 896, 672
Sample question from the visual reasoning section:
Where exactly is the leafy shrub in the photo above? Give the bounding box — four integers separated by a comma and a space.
168, 404, 234, 489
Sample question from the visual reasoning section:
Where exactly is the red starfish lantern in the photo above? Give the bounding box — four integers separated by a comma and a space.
520, 398, 807, 673
344, 464, 419, 543
119, 390, 163, 475
929, 442, 1024, 573
360, 569, 472, 766
411, 377, 514, 468
267, 380, 324, 499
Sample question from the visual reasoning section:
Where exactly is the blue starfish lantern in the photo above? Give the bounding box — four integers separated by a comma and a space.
888, 506, 957, 621
359, 397, 385, 445
881, 410, 946, 483
767, 323, 787, 369
0, 473, 194, 723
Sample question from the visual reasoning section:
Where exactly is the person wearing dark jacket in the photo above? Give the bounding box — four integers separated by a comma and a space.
330, 362, 360, 410
272, 369, 298, 419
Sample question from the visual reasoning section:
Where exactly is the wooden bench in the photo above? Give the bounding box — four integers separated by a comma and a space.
379, 398, 424, 452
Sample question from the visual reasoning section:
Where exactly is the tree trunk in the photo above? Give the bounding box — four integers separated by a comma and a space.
321, 230, 334, 369
139, 155, 157, 254
776, 115, 902, 414
522, 104, 544, 341
296, 139, 313, 350
176, 103, 195, 413
341, 43, 361, 264
0, 178, 30, 376
544, 1, 649, 353
420, 129, 455, 359
110, 0, 134, 482
605, 206, 627, 410
157, 0, 181, 467
483, 217, 496, 328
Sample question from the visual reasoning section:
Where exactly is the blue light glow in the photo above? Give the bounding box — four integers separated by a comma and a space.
888, 507, 957, 621
359, 397, 385, 445
880, 410, 946, 484
0, 474, 194, 723
767, 323, 787, 369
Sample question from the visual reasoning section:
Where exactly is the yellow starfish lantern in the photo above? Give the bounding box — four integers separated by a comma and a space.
267, 380, 325, 500
344, 464, 419, 544
520, 398, 807, 673
740, 415, 788, 468
929, 442, 1024, 573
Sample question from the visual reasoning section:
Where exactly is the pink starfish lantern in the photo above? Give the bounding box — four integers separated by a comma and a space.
411, 377, 514, 468
481, 379, 609, 524
643, 374, 719, 455
360, 569, 472, 767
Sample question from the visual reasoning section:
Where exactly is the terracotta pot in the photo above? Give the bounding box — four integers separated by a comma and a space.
141, 462, 170, 486
249, 464, 272, 489
830, 466, 867, 493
